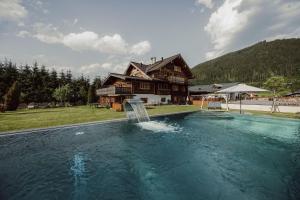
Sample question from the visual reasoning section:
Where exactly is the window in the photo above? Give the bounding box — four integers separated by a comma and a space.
174, 66, 181, 72
172, 85, 179, 91
161, 98, 166, 102
158, 83, 169, 90
140, 82, 150, 90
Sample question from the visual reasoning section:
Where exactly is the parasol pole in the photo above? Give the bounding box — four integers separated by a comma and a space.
239, 92, 242, 114
226, 94, 229, 111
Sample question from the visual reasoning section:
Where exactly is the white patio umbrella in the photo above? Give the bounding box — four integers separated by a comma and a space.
217, 84, 268, 114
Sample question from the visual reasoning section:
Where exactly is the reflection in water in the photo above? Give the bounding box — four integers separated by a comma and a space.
71, 153, 87, 200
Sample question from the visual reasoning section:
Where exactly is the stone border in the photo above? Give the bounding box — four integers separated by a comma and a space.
0, 110, 199, 137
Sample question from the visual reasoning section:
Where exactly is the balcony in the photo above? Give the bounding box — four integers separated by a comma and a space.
157, 89, 171, 95
96, 86, 132, 96
167, 76, 186, 84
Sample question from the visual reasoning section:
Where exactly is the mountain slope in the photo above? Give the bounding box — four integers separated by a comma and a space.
191, 38, 300, 85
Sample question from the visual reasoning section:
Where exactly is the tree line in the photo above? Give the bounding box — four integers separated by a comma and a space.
0, 60, 102, 111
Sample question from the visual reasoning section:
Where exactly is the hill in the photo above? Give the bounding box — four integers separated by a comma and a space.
191, 38, 300, 86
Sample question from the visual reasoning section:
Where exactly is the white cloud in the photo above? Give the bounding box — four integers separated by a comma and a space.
35, 1, 42, 7
0, 0, 27, 21
204, 0, 255, 59
63, 31, 99, 51
17, 30, 30, 38
130, 41, 151, 55
32, 23, 64, 44
266, 27, 300, 41
73, 18, 78, 25
22, 23, 151, 55
63, 32, 128, 54
196, 0, 214, 9
18, 22, 25, 27
204, 0, 300, 60
94, 34, 128, 54
43, 9, 49, 14
79, 61, 128, 78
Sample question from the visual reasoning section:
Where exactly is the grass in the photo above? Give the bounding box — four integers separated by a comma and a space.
1, 104, 298, 133
0, 105, 200, 133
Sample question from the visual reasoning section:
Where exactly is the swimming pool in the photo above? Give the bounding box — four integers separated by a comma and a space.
0, 111, 299, 200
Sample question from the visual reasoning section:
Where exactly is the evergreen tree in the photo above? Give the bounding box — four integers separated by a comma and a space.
0, 60, 93, 106
87, 85, 96, 104
0, 62, 5, 103
4, 81, 21, 111
79, 86, 88, 104
19, 64, 32, 104
59, 70, 66, 86
40, 65, 51, 102
31, 62, 41, 102
66, 70, 72, 84
93, 77, 102, 89
0, 60, 18, 103
49, 69, 59, 100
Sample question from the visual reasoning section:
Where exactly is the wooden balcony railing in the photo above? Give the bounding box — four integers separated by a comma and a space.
157, 89, 171, 95
167, 76, 186, 84
96, 86, 131, 96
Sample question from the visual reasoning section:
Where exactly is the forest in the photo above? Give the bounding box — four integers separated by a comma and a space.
0, 60, 101, 110
191, 38, 300, 90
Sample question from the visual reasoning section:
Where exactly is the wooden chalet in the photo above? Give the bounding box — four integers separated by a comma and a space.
96, 54, 193, 111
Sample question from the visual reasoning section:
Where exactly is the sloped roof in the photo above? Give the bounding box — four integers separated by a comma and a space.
104, 54, 193, 86
105, 73, 149, 81
102, 72, 167, 86
130, 62, 149, 73
189, 82, 239, 93
146, 54, 181, 72
217, 84, 268, 93
129, 54, 192, 77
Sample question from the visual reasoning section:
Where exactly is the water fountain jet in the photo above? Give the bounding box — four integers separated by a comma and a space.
123, 99, 150, 122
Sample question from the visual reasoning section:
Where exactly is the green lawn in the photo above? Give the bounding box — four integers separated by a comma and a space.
0, 105, 200, 133
1, 105, 298, 133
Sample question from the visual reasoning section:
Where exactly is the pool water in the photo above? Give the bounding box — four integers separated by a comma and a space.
0, 111, 300, 200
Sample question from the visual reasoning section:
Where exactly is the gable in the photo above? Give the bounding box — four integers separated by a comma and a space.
146, 54, 193, 78
129, 67, 145, 77
124, 63, 150, 79
147, 56, 193, 79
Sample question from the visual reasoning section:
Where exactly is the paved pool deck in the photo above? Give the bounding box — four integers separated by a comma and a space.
221, 103, 300, 113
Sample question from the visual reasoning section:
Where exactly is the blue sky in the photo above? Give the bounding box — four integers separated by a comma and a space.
0, 0, 299, 79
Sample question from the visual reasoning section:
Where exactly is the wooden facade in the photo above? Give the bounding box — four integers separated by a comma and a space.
96, 54, 193, 109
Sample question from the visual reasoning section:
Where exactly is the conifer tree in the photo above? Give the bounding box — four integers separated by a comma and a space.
4, 81, 21, 111
87, 85, 96, 104
93, 77, 102, 89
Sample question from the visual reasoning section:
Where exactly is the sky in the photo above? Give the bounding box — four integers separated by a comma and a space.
0, 0, 299, 79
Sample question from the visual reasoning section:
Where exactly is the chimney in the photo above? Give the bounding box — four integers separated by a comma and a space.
151, 57, 156, 64
161, 57, 164, 61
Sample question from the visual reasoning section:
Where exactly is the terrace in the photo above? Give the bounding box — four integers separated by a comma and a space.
167, 76, 187, 84
96, 86, 132, 96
